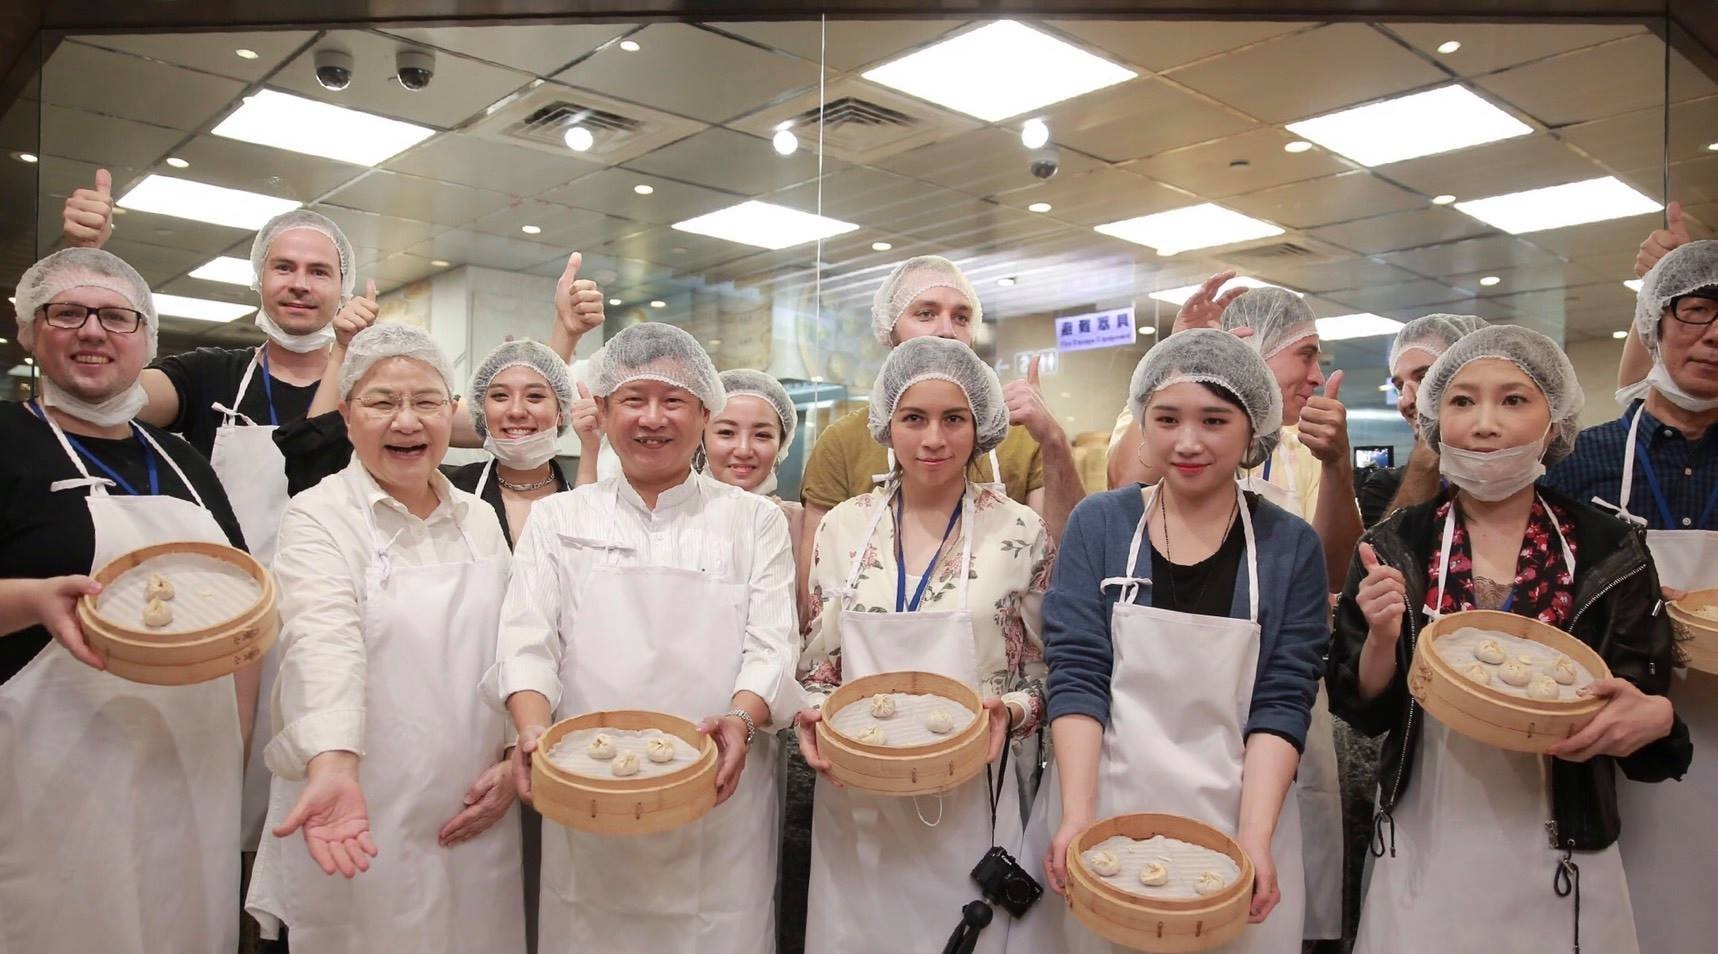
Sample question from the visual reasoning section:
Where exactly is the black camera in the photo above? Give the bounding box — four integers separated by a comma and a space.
971, 845, 1042, 918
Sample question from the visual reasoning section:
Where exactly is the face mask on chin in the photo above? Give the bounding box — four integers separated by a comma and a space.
483, 428, 559, 470
255, 307, 335, 354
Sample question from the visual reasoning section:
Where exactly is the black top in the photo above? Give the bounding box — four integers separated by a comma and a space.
1356, 463, 1406, 529
1147, 501, 1250, 618
0, 401, 247, 684
155, 346, 318, 458
447, 459, 572, 550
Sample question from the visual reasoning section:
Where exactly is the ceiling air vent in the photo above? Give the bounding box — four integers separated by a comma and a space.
469, 83, 706, 165
1227, 241, 1323, 261
504, 101, 644, 151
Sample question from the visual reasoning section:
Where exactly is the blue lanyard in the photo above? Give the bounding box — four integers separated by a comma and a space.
1261, 456, 1272, 481
893, 493, 963, 614
257, 347, 280, 426
30, 400, 158, 496
1633, 432, 1718, 530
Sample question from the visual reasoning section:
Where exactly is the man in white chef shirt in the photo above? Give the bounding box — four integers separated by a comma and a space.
493, 321, 798, 954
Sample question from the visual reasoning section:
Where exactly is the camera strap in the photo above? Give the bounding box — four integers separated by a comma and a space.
985, 729, 1010, 847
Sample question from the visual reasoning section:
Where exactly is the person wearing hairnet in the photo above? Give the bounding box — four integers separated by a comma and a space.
1355, 314, 1490, 528
791, 337, 1053, 954
1011, 329, 1327, 953
1544, 237, 1718, 954
704, 368, 806, 564
1329, 325, 1689, 954
245, 324, 522, 953
0, 248, 254, 953
493, 322, 797, 954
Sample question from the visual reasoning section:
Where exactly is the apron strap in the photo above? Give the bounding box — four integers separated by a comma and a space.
220, 347, 277, 427
476, 458, 496, 499
1236, 482, 1260, 624
1429, 492, 1575, 617
1103, 484, 1157, 605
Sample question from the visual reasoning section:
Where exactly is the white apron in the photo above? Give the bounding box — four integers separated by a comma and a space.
246, 491, 522, 953
1354, 497, 1636, 954
806, 485, 1027, 954
1009, 483, 1306, 954
0, 406, 242, 954
1603, 404, 1718, 954
210, 348, 293, 849
537, 482, 778, 954
1239, 444, 1343, 941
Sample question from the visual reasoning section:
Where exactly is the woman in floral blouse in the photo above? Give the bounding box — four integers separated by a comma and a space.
794, 337, 1053, 954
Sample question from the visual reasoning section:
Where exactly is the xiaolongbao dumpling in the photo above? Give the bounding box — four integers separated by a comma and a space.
1527, 674, 1562, 701
1551, 655, 1579, 686
145, 573, 174, 601
1193, 871, 1227, 896
645, 737, 676, 763
143, 597, 173, 628
1086, 849, 1121, 877
870, 695, 897, 719
925, 709, 954, 735
587, 733, 617, 760
610, 751, 640, 777
1474, 639, 1506, 665
1499, 659, 1533, 687
1139, 859, 1170, 887
1463, 663, 1492, 685
855, 726, 887, 745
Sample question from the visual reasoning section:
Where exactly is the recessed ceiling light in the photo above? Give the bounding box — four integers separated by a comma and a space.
117, 174, 300, 229
520, 225, 542, 235
633, 183, 655, 195
672, 200, 859, 251
1479, 275, 1502, 287
212, 89, 434, 166
619, 39, 641, 52
772, 129, 800, 157
1612, 330, 1630, 339
1283, 140, 1313, 154
1138, 325, 1157, 336
1027, 202, 1053, 213
235, 48, 259, 60
23, 357, 32, 365
649, 300, 666, 309
1021, 118, 1050, 149
862, 19, 1135, 122
997, 277, 1016, 287
1431, 194, 1458, 205
430, 259, 450, 268
189, 255, 255, 286
1094, 204, 1285, 256
1437, 40, 1463, 54
1455, 176, 1659, 234
1148, 276, 1300, 306
872, 241, 893, 252
1286, 85, 1531, 167
16, 152, 37, 163
608, 297, 622, 306
164, 157, 189, 169
708, 339, 723, 347
153, 293, 257, 323
1624, 279, 1644, 292
1706, 142, 1718, 152
1316, 313, 1405, 341
563, 126, 594, 152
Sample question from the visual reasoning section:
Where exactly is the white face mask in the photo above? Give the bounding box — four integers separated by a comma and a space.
1640, 360, 1718, 412
1438, 435, 1547, 502
254, 308, 335, 354
40, 376, 148, 428
483, 428, 560, 470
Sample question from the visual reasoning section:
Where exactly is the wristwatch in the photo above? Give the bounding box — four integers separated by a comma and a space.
726, 708, 757, 745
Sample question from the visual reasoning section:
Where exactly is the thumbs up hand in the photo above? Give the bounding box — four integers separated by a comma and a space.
63, 169, 114, 248
333, 279, 379, 348
1297, 369, 1350, 467
1635, 201, 1693, 278
554, 252, 605, 340
569, 381, 601, 446
1003, 354, 1060, 443
1355, 542, 1407, 646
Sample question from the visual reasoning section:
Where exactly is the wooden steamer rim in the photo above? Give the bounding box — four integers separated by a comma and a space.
814, 670, 988, 797
532, 710, 719, 836
1409, 609, 1610, 754
1067, 813, 1254, 953
1666, 589, 1718, 675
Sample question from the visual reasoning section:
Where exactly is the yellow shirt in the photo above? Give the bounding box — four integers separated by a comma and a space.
800, 407, 1045, 511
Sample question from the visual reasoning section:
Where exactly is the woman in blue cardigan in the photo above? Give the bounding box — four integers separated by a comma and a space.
1008, 329, 1330, 953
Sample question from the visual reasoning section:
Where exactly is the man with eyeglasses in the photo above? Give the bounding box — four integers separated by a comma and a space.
1544, 238, 1718, 954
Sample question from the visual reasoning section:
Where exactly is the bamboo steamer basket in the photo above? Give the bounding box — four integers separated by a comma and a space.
1409, 609, 1610, 753
77, 541, 278, 686
814, 670, 987, 796
1665, 589, 1718, 675
1066, 813, 1254, 953
532, 710, 719, 836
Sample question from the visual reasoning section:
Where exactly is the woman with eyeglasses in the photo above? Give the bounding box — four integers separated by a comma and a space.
245, 324, 524, 954
0, 249, 255, 954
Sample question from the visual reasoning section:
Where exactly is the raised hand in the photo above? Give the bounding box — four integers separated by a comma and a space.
1003, 355, 1061, 443
1636, 201, 1691, 278
1172, 270, 1249, 334
333, 278, 379, 348
1355, 543, 1407, 646
554, 252, 605, 340
63, 169, 114, 249
1297, 370, 1349, 466
569, 382, 600, 446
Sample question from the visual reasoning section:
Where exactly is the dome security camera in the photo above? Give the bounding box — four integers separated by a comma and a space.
395, 48, 435, 92
1028, 144, 1060, 181
313, 47, 354, 91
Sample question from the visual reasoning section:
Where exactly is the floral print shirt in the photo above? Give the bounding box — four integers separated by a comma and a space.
800, 483, 1055, 737
1426, 494, 1577, 627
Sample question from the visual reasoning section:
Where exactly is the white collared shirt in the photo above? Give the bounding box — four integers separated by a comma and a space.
265, 458, 510, 779
492, 470, 798, 727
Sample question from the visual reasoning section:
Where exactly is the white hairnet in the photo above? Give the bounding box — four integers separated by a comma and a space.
469, 339, 575, 438
1222, 287, 1318, 360
339, 323, 456, 399
590, 322, 725, 410
867, 336, 1009, 455
250, 209, 356, 301
15, 248, 158, 362
719, 369, 798, 463
870, 255, 983, 346
1129, 328, 1283, 469
1635, 239, 1718, 359
1416, 325, 1584, 465
1387, 314, 1489, 374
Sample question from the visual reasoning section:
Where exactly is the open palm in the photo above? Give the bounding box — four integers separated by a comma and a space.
275, 770, 379, 878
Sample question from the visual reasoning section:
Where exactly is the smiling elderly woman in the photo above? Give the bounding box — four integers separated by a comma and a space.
246, 324, 523, 954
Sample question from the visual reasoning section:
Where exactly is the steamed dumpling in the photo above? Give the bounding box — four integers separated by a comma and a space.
925, 709, 955, 735
1463, 663, 1492, 685
870, 695, 897, 719
1193, 871, 1228, 896
145, 573, 174, 601
1498, 659, 1533, 687
1474, 639, 1506, 665
587, 734, 617, 760
1551, 655, 1579, 686
1527, 675, 1562, 701
143, 597, 173, 628
610, 751, 640, 777
1086, 849, 1121, 877
855, 726, 887, 745
1140, 859, 1170, 887
644, 737, 676, 763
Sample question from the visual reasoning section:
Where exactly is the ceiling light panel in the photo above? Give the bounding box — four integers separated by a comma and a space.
1455, 176, 1660, 234
1094, 203, 1284, 256
1148, 276, 1300, 306
1316, 313, 1405, 340
212, 89, 435, 167
862, 20, 1135, 122
153, 293, 256, 323
188, 256, 255, 286
116, 175, 301, 230
1286, 85, 1532, 167
672, 200, 860, 251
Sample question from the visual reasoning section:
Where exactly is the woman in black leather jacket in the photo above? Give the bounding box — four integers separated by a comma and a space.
1326, 326, 1691, 954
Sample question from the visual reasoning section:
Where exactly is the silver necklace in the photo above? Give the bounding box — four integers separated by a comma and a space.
498, 471, 556, 492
